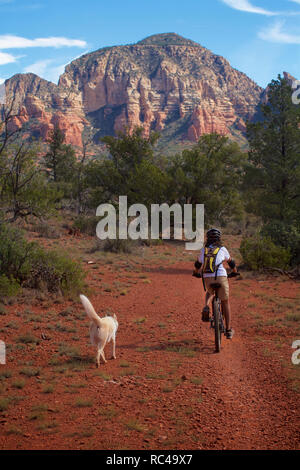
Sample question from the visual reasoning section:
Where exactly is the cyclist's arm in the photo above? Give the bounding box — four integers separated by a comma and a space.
227, 257, 238, 273
193, 260, 202, 275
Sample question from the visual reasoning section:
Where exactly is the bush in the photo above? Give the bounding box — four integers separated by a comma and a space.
103, 238, 134, 254
261, 221, 300, 266
240, 237, 291, 271
32, 222, 60, 239
73, 215, 99, 236
0, 275, 20, 297
0, 224, 35, 283
26, 249, 85, 294
0, 223, 85, 295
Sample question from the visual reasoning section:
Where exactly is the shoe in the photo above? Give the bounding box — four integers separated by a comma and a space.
202, 306, 210, 322
226, 328, 234, 339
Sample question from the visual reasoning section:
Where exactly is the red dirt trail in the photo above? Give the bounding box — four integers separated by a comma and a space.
0, 245, 299, 450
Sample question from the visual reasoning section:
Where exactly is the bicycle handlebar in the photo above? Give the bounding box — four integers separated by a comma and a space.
227, 272, 241, 278
192, 271, 241, 279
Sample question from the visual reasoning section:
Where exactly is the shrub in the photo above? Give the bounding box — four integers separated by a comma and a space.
261, 221, 300, 266
73, 215, 99, 236
28, 249, 85, 294
0, 275, 20, 297
32, 222, 60, 239
0, 224, 35, 283
0, 224, 85, 295
240, 237, 291, 271
20, 367, 40, 377
103, 238, 134, 254
0, 398, 10, 411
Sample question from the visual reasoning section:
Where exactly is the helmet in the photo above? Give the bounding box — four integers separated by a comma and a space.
206, 228, 221, 241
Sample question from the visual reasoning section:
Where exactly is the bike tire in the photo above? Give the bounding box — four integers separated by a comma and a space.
213, 299, 221, 353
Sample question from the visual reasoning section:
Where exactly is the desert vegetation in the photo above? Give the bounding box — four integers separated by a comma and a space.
1, 75, 299, 299
0, 74, 299, 450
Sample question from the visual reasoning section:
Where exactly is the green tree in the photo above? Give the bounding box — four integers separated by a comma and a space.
0, 140, 61, 222
101, 126, 159, 177
167, 133, 246, 224
85, 127, 166, 208
246, 75, 300, 225
43, 125, 76, 183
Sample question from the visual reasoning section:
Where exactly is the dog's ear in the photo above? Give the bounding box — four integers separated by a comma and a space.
113, 313, 117, 320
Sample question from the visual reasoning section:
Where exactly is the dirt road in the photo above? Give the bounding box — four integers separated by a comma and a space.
0, 245, 299, 450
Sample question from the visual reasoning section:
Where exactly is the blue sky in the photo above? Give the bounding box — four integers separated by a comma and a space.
0, 0, 300, 88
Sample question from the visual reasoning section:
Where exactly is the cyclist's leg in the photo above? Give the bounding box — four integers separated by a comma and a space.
204, 290, 214, 308
217, 277, 234, 338
221, 299, 231, 330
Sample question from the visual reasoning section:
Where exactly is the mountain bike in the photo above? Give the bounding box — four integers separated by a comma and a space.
209, 272, 240, 352
192, 271, 240, 352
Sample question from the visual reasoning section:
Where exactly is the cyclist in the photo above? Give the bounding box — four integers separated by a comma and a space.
193, 228, 237, 339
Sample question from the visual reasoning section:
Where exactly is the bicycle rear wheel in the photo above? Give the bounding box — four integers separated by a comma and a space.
213, 298, 221, 353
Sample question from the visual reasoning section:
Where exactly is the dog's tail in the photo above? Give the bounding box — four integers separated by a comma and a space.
80, 295, 103, 328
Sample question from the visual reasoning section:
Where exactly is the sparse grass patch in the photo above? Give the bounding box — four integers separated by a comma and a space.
247, 303, 257, 309
0, 397, 10, 411
20, 367, 40, 377
190, 376, 203, 385
41, 384, 54, 394
0, 370, 12, 380
119, 360, 130, 368
12, 379, 26, 389
28, 411, 45, 421
36, 420, 59, 431
125, 419, 145, 432
16, 333, 40, 345
99, 405, 118, 417
285, 312, 300, 323
5, 425, 24, 435
94, 371, 112, 381
119, 368, 136, 377
0, 305, 6, 315
133, 317, 146, 324
74, 398, 93, 408
136, 346, 150, 352
58, 343, 81, 359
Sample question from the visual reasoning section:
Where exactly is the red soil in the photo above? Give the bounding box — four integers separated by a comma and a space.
0, 240, 299, 450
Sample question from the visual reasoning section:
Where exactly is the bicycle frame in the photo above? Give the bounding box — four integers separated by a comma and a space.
210, 287, 226, 352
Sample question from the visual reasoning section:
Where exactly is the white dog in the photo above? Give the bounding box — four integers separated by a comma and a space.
79, 294, 118, 367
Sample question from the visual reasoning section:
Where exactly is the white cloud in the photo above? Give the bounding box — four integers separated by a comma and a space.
23, 59, 66, 83
23, 51, 89, 83
0, 35, 87, 49
259, 21, 300, 44
220, 0, 279, 16
24, 59, 53, 76
0, 51, 17, 65
0, 78, 5, 84
221, 0, 300, 16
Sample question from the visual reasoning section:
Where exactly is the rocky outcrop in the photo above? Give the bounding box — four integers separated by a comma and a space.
3, 33, 264, 149
5, 73, 86, 147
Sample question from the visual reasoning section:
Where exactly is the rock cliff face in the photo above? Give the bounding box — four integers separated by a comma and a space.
4, 33, 264, 149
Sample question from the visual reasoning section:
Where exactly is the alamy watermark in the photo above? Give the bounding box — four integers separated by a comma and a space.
0, 82, 5, 105
96, 196, 204, 250
0, 340, 5, 365
292, 80, 300, 105
291, 340, 300, 365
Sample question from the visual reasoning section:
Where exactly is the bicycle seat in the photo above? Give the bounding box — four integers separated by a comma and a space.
210, 283, 221, 289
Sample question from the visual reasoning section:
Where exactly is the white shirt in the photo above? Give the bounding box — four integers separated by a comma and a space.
198, 245, 230, 278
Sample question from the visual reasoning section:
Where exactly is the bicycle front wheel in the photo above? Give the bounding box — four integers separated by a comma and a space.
213, 298, 221, 353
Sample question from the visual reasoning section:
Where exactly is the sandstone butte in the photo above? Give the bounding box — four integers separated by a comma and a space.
2, 32, 279, 151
